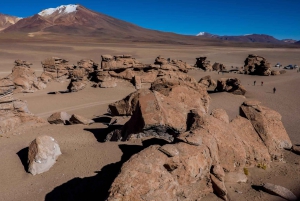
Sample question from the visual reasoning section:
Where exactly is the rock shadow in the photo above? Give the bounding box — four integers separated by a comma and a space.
84, 125, 123, 142
45, 138, 168, 201
16, 147, 29, 172
92, 116, 112, 124
47, 90, 70, 95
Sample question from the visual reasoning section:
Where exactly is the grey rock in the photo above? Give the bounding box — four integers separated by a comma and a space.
262, 183, 297, 201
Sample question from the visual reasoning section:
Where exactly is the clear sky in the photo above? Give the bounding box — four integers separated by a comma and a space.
1, 0, 300, 40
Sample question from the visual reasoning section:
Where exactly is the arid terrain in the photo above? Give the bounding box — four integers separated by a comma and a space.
0, 40, 300, 201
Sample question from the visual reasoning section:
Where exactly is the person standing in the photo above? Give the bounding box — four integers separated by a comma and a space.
261, 81, 263, 86
273, 87, 276, 93
254, 80, 256, 86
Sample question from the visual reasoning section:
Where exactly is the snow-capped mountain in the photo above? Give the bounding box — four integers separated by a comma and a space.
0, 13, 21, 31
38, 5, 78, 17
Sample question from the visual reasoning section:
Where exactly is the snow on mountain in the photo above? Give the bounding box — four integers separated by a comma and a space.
38, 4, 78, 16
196, 32, 205, 36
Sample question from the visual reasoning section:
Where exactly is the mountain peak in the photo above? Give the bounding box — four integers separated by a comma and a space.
38, 4, 78, 17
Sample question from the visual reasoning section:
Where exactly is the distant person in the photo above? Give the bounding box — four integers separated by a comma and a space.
261, 81, 263, 86
273, 87, 276, 93
254, 80, 256, 86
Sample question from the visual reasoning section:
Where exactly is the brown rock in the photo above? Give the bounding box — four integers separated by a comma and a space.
211, 165, 225, 182
67, 80, 86, 92
211, 174, 228, 200
212, 62, 226, 71
211, 109, 229, 124
69, 114, 94, 125
262, 183, 297, 201
28, 135, 61, 175
195, 57, 212, 71
47, 112, 71, 124
241, 101, 292, 160
243, 54, 272, 75
199, 75, 216, 88
158, 144, 179, 157
215, 78, 246, 95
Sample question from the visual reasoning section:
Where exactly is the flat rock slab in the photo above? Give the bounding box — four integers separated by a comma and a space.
262, 183, 297, 201
69, 114, 94, 125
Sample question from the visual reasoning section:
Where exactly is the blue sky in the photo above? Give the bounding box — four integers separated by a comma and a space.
1, 0, 300, 40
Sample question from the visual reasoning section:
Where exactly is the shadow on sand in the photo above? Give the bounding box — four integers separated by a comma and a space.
44, 138, 168, 201
16, 147, 29, 172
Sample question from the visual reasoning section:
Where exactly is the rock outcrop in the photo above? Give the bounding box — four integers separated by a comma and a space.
243, 54, 272, 75
95, 55, 193, 90
215, 78, 246, 95
0, 90, 46, 134
0, 60, 46, 94
107, 100, 292, 200
41, 57, 74, 83
195, 57, 212, 71
106, 75, 210, 142
28, 135, 61, 175
240, 100, 292, 160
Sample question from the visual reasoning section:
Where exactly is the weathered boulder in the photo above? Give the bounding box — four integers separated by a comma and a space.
69, 114, 94, 125
215, 78, 246, 95
47, 112, 71, 124
194, 57, 212, 71
109, 83, 209, 141
240, 101, 292, 160
0, 93, 46, 134
262, 183, 297, 201
108, 89, 152, 116
67, 80, 86, 92
199, 75, 216, 88
211, 174, 228, 200
212, 62, 226, 71
28, 135, 61, 175
243, 54, 272, 75
271, 70, 281, 75
0, 60, 46, 93
107, 144, 213, 201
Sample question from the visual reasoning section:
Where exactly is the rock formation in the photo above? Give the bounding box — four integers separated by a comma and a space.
212, 62, 226, 71
40, 57, 74, 83
0, 60, 46, 94
47, 112, 71, 124
199, 75, 216, 88
28, 135, 61, 175
0, 90, 46, 134
106, 76, 292, 201
67, 59, 98, 92
194, 57, 212, 71
96, 55, 192, 90
215, 78, 246, 95
243, 54, 272, 75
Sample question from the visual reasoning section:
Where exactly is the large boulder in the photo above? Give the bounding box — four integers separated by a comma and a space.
240, 101, 292, 160
28, 135, 61, 175
107, 80, 210, 141
101, 54, 147, 71
243, 54, 272, 75
107, 144, 213, 201
41, 57, 74, 82
215, 78, 246, 95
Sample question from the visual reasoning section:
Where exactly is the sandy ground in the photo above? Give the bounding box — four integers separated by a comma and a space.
0, 41, 300, 201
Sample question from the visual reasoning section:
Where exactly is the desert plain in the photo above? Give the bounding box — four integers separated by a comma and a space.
0, 39, 300, 201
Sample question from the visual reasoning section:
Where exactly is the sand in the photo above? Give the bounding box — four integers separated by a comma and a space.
0, 41, 300, 201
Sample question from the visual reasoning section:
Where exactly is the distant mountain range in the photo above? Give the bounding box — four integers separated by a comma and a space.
0, 4, 299, 46
196, 32, 299, 44
0, 14, 21, 31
